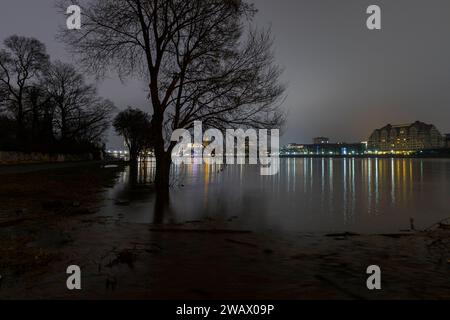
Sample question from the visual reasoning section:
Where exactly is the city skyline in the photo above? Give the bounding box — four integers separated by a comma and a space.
286, 120, 450, 145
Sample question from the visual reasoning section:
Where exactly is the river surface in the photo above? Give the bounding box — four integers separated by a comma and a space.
100, 158, 450, 234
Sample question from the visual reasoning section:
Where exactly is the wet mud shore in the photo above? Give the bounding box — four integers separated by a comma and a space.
1, 164, 450, 299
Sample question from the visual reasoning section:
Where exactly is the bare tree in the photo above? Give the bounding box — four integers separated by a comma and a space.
75, 98, 115, 145
22, 83, 60, 147
0, 82, 8, 113
58, 0, 285, 193
45, 61, 115, 144
113, 108, 153, 166
0, 35, 49, 143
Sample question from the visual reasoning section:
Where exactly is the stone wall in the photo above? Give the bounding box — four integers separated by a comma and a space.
0, 151, 93, 165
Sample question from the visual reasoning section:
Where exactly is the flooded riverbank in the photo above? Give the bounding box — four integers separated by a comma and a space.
1, 159, 450, 299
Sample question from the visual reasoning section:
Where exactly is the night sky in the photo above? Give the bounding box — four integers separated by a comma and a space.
1, 0, 450, 148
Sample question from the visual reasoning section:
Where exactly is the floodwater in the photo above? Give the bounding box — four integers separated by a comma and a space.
100, 158, 450, 234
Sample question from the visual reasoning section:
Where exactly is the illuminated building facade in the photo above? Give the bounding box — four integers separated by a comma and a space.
283, 142, 365, 156
368, 121, 445, 153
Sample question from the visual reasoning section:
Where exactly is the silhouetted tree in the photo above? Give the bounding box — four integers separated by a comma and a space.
113, 108, 153, 166
0, 35, 49, 143
58, 0, 285, 193
0, 36, 114, 154
23, 85, 51, 146
45, 61, 115, 145
0, 82, 8, 112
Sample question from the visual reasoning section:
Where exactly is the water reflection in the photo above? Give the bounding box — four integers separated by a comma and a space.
100, 158, 450, 233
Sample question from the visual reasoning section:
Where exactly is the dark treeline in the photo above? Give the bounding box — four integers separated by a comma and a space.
0, 35, 115, 155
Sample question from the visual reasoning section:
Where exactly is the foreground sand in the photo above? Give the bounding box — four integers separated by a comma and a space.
1, 164, 450, 299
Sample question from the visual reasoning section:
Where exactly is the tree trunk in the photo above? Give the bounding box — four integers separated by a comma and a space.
151, 110, 171, 195
151, 113, 172, 222
153, 149, 171, 224
129, 160, 138, 186
153, 188, 170, 224
154, 148, 171, 194
16, 101, 25, 147
31, 103, 39, 146
129, 149, 139, 168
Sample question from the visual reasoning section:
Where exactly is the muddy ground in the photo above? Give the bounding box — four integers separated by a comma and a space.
1, 163, 450, 299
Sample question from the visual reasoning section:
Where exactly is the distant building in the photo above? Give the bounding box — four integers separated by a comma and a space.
282, 142, 365, 156
313, 137, 329, 144
446, 134, 450, 148
368, 121, 445, 153
285, 143, 304, 151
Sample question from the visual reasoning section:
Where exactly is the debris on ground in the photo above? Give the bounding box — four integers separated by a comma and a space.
105, 275, 117, 291
106, 249, 138, 269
